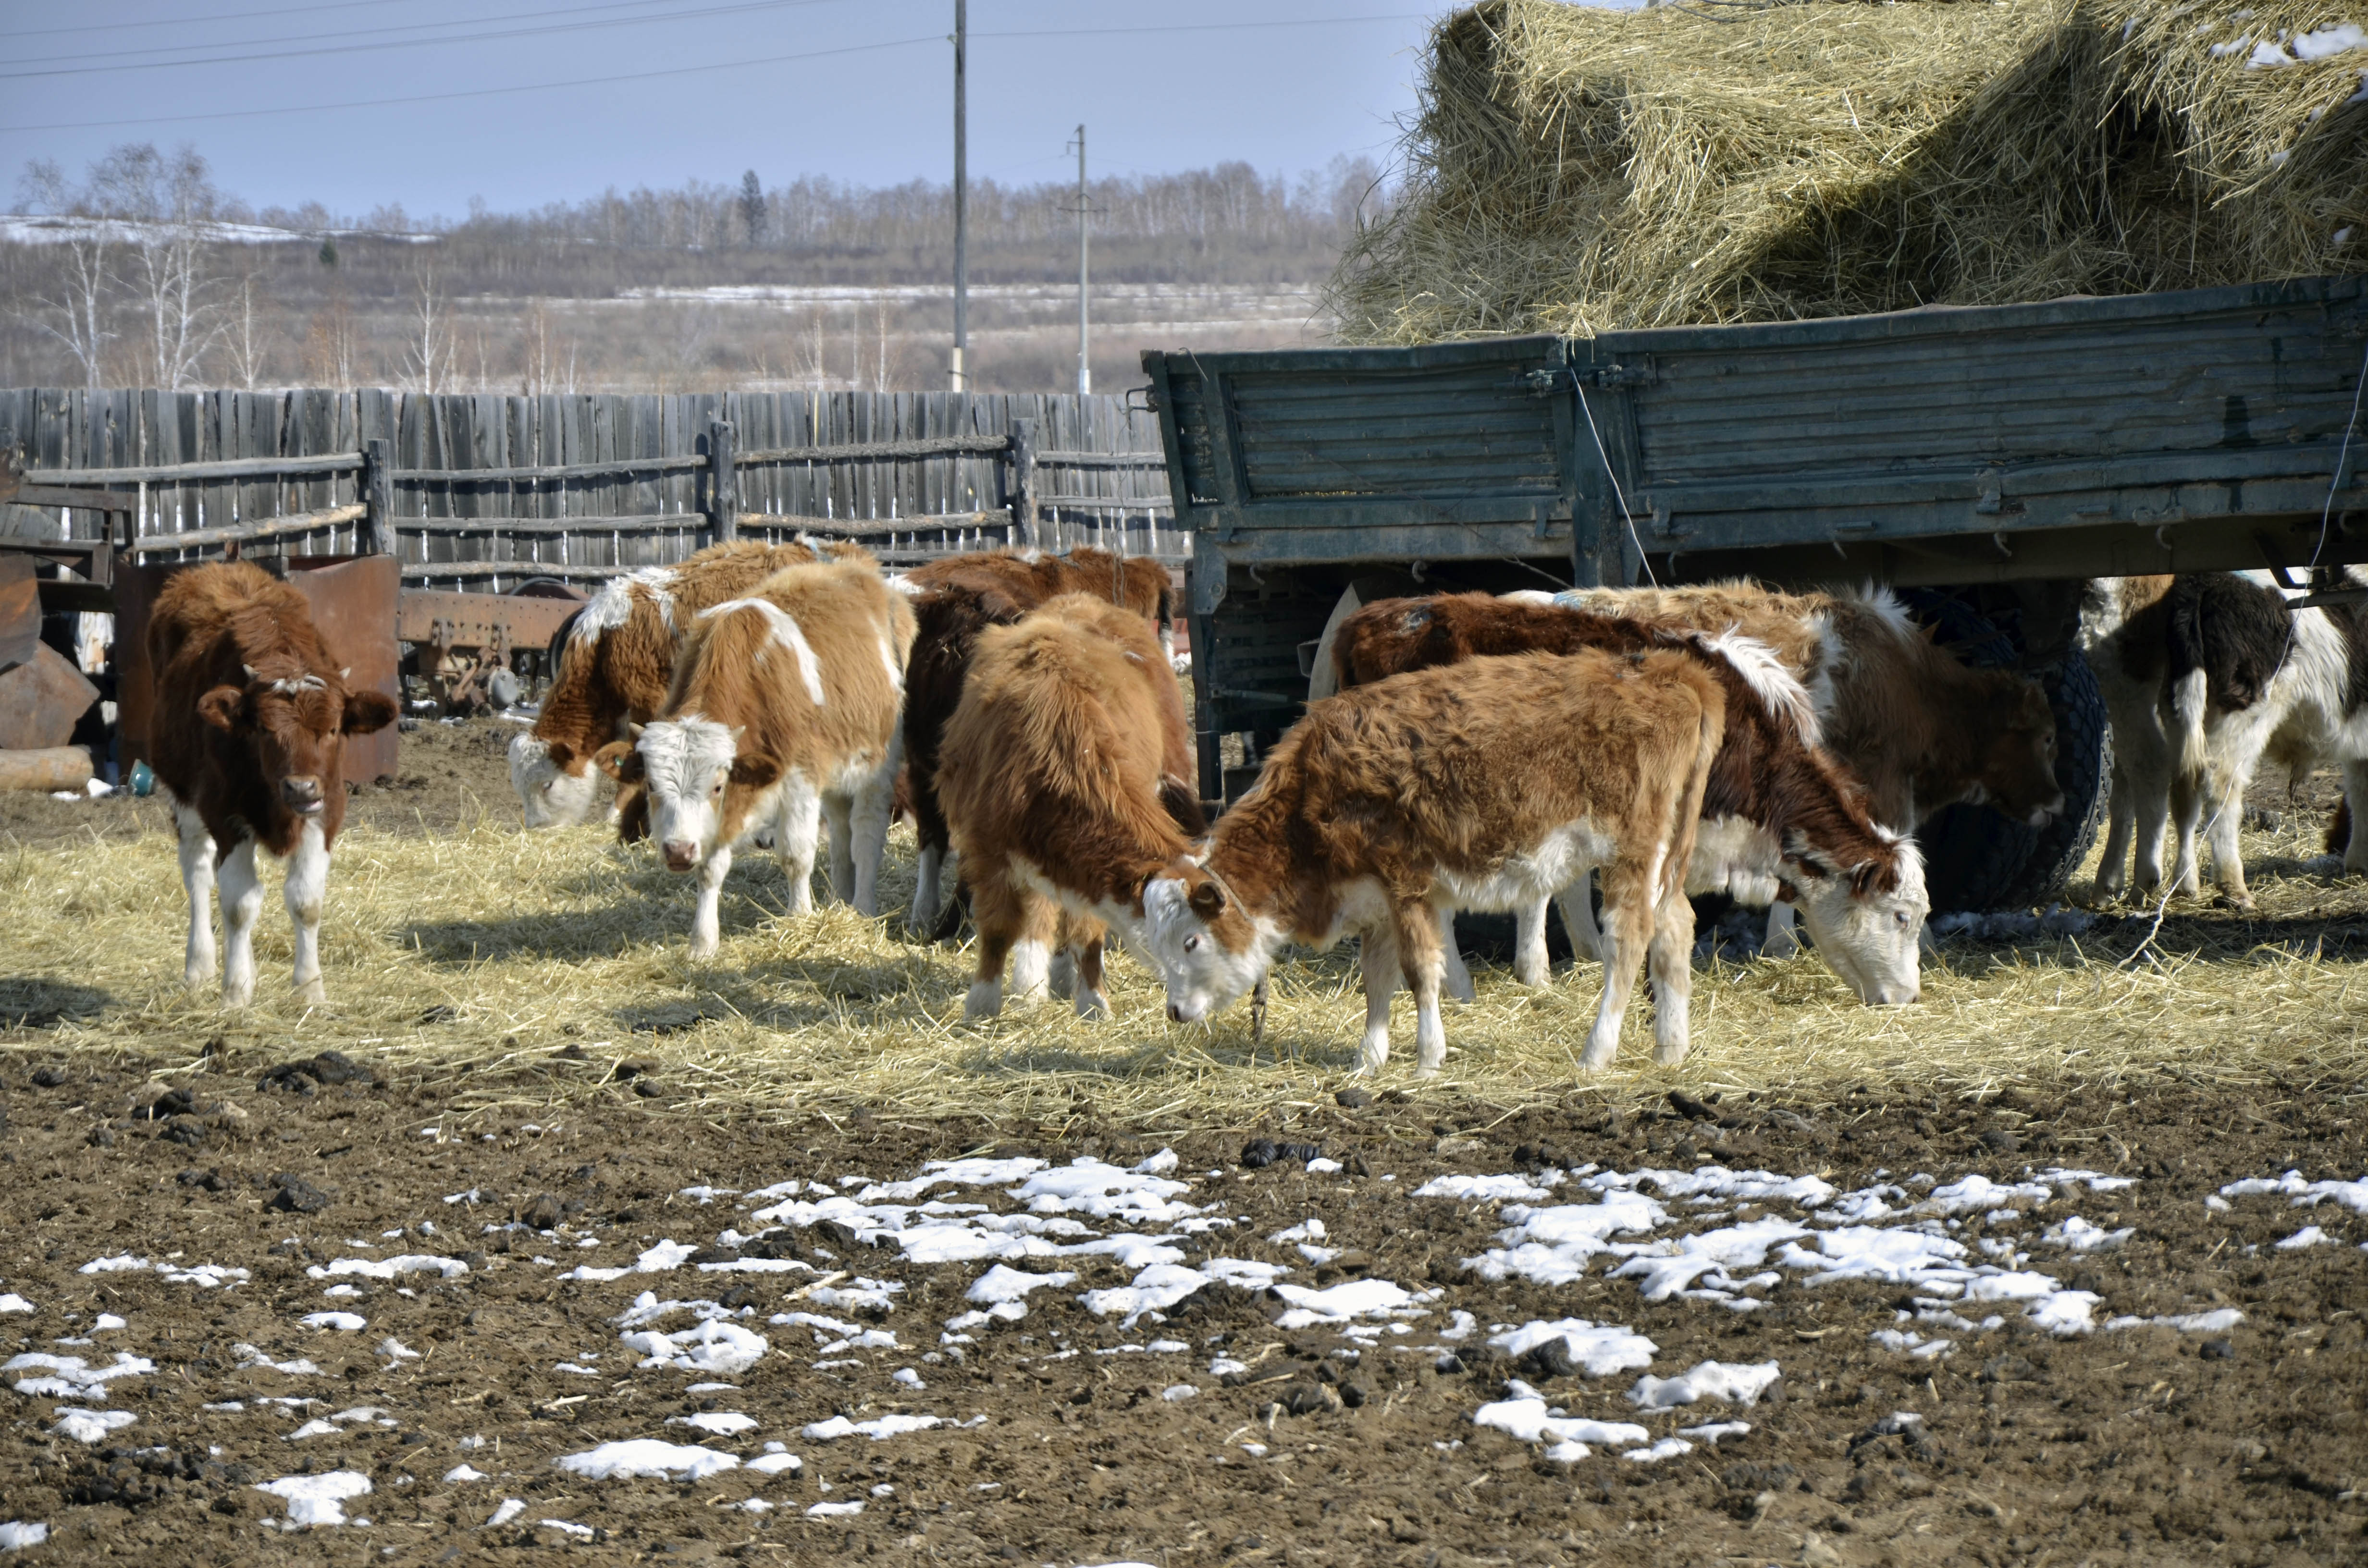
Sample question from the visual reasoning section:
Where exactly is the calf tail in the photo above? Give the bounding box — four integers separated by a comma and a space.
2166, 668, 2209, 783
2331, 796, 2354, 857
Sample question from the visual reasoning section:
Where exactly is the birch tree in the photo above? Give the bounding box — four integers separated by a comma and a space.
13, 159, 114, 389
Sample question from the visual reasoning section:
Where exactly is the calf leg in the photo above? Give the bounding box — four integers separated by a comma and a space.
1401, 904, 1450, 1078
822, 791, 856, 908
1555, 873, 1604, 964
1512, 899, 1552, 988
1068, 918, 1110, 1020
1006, 891, 1061, 1005
1647, 880, 1698, 1067
775, 777, 823, 917
964, 869, 1023, 1020
847, 761, 896, 918
1355, 926, 1399, 1077
690, 844, 734, 959
2131, 763, 2174, 893
2344, 760, 2368, 875
2201, 767, 2255, 908
284, 819, 331, 1005
2094, 763, 2136, 898
2167, 769, 2205, 899
217, 838, 264, 1008
174, 805, 219, 991
1761, 899, 1800, 958
1580, 858, 1658, 1074
1434, 906, 1476, 1003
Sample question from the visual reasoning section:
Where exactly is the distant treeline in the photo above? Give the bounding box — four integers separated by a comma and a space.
1, 144, 1381, 393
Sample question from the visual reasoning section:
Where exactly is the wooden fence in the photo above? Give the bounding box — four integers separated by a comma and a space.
0, 388, 1179, 586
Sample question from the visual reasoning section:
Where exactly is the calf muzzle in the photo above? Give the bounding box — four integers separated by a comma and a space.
281, 776, 326, 815
662, 840, 701, 873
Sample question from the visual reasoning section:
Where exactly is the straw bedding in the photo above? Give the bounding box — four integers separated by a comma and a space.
1328, 0, 2368, 343
4, 798, 2365, 1128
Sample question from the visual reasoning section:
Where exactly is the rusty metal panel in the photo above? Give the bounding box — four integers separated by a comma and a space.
0, 641, 98, 751
117, 555, 401, 788
0, 553, 37, 675
288, 554, 401, 786
396, 587, 582, 651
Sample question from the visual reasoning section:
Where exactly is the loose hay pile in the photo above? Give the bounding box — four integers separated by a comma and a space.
1328, 0, 2368, 342
4, 799, 2366, 1124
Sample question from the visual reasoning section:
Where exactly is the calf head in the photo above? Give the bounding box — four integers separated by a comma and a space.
1783, 834, 1927, 1006
1139, 858, 1270, 1024
197, 664, 396, 818
597, 716, 780, 872
509, 734, 603, 829
1969, 676, 2064, 827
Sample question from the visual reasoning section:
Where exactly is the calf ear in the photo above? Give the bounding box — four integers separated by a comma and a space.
342, 690, 398, 735
729, 749, 782, 788
592, 741, 642, 783
545, 740, 576, 771
197, 684, 246, 733
1187, 879, 1226, 919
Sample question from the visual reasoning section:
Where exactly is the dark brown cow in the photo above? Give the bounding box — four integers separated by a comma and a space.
898, 548, 1191, 933
148, 562, 397, 1006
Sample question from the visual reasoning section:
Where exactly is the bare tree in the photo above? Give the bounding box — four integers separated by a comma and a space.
93, 143, 225, 388
306, 287, 357, 389
406, 263, 451, 395
520, 299, 560, 396
224, 270, 271, 389
14, 159, 115, 388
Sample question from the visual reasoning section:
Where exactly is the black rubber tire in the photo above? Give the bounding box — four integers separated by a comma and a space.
1904, 591, 2110, 913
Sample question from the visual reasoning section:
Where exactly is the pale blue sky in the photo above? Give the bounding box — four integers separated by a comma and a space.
0, 1, 1467, 220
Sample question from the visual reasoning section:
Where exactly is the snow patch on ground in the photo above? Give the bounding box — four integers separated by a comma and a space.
255, 1471, 370, 1527
555, 1440, 741, 1481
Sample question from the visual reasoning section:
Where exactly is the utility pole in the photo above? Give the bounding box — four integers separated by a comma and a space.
1072, 123, 1090, 396
950, 0, 968, 392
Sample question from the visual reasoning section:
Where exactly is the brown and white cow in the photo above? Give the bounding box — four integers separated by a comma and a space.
1425, 583, 2056, 968
595, 553, 916, 957
1143, 631, 1926, 1078
899, 548, 1188, 932
510, 539, 822, 832
2083, 571, 2368, 906
147, 562, 398, 1006
934, 593, 1196, 1019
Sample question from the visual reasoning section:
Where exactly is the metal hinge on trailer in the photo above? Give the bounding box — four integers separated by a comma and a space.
1528, 361, 1655, 392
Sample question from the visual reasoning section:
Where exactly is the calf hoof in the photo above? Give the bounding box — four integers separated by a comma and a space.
963, 982, 1003, 1021
293, 979, 327, 1007
221, 986, 255, 1011
1652, 1042, 1690, 1069
1073, 989, 1109, 1021
1575, 1049, 1616, 1076
2216, 891, 2257, 913
1510, 963, 1550, 990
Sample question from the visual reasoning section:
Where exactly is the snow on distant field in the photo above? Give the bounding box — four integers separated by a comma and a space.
0, 214, 433, 247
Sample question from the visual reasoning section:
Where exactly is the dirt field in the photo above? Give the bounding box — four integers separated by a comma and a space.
0, 721, 2364, 1566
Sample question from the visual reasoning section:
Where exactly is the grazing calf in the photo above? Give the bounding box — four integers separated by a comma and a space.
899, 548, 1190, 931
510, 539, 820, 831
934, 593, 1195, 1019
2084, 572, 2368, 905
1142, 637, 1926, 1079
596, 555, 916, 957
147, 563, 398, 1006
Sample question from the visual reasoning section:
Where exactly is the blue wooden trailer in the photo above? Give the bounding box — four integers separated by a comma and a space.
1142, 274, 2368, 909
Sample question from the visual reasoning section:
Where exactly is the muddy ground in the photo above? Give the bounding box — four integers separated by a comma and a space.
0, 724, 2365, 1566
0, 1063, 2356, 1567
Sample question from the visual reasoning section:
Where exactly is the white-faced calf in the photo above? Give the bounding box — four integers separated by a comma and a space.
597, 554, 914, 957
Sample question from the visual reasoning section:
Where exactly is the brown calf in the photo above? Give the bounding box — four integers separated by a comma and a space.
899, 548, 1191, 933
510, 539, 821, 832
148, 563, 398, 1006
1142, 634, 1926, 1079
934, 593, 1194, 1019
597, 554, 916, 957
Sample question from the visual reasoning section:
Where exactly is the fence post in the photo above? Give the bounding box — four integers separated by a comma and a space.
1007, 418, 1038, 549
707, 418, 738, 544
361, 438, 392, 556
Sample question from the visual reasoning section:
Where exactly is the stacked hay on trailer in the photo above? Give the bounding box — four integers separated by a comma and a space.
1328, 0, 2368, 342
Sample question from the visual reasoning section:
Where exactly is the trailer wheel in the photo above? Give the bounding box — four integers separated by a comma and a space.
1905, 591, 2109, 912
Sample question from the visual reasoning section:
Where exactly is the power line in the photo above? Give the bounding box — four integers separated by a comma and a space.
12, 0, 783, 65
15, 0, 444, 42
0, 0, 856, 81
0, 12, 1431, 134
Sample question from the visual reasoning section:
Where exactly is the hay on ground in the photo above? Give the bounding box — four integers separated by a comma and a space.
3, 802, 2366, 1128
1328, 0, 2368, 343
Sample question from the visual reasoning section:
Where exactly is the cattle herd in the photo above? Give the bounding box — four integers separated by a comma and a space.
144, 545, 2368, 1079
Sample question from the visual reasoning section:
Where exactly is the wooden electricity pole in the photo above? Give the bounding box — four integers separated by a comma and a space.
950, 0, 968, 392
1073, 123, 1090, 396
